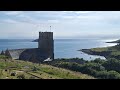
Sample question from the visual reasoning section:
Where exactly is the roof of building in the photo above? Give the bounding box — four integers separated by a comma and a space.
19, 48, 50, 62
7, 49, 27, 59
6, 48, 51, 62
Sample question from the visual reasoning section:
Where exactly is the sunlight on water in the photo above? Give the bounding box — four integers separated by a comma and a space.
98, 39, 118, 47
0, 38, 118, 60
100, 38, 118, 42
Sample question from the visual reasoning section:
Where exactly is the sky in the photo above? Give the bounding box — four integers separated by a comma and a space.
0, 11, 120, 39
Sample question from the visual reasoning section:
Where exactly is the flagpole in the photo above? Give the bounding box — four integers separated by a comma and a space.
50, 26, 51, 31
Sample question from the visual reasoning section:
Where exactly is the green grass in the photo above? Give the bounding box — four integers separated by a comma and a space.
38, 65, 94, 79
90, 45, 120, 58
0, 55, 9, 59
111, 51, 120, 56
91, 45, 120, 52
0, 56, 94, 79
91, 47, 110, 52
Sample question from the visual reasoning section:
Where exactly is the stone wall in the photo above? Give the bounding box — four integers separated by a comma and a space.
19, 48, 50, 62
38, 32, 54, 60
3, 32, 54, 63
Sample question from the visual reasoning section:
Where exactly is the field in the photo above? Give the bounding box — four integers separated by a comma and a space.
0, 55, 94, 79
90, 45, 120, 58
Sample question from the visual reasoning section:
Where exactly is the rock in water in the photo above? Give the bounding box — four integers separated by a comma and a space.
32, 39, 39, 42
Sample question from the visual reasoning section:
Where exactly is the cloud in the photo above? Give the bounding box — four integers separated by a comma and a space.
0, 11, 120, 39
3, 11, 24, 15
74, 11, 95, 14
2, 19, 19, 23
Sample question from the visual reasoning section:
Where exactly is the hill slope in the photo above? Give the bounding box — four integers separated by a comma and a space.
80, 44, 120, 59
0, 56, 94, 79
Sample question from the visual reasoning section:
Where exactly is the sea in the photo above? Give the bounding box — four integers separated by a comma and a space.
0, 39, 118, 60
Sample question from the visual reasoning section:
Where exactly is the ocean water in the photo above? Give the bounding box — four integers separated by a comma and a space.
0, 39, 117, 60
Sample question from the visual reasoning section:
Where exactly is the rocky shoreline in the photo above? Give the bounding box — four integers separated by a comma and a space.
79, 49, 111, 59
106, 39, 120, 43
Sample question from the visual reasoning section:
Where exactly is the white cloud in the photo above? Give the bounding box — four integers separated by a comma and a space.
0, 11, 120, 39
2, 19, 19, 23
47, 20, 59, 23
75, 11, 94, 14
3, 11, 24, 15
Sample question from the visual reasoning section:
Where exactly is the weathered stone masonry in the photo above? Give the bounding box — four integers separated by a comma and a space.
1, 32, 54, 63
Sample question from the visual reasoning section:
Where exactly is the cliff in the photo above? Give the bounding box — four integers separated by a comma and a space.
80, 49, 111, 59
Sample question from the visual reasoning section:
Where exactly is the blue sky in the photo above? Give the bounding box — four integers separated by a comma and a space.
0, 11, 120, 39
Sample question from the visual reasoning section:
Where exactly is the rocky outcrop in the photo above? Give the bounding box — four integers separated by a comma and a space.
32, 39, 38, 42
80, 49, 111, 59
106, 39, 120, 43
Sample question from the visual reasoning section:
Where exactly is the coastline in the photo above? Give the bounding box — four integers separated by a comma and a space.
79, 49, 111, 59
78, 38, 120, 60
106, 39, 120, 43
79, 43, 120, 60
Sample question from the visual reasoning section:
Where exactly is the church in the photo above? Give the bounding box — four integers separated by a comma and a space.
1, 32, 54, 63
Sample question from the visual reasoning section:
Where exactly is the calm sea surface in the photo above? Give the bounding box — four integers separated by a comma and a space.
0, 39, 117, 60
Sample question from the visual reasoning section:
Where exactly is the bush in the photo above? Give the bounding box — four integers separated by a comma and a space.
32, 66, 39, 71
108, 71, 120, 79
91, 58, 106, 64
98, 70, 120, 79
95, 70, 109, 79
102, 58, 120, 73
49, 58, 120, 79
0, 55, 10, 59
83, 63, 105, 71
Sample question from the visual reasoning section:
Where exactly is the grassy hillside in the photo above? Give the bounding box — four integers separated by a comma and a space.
48, 58, 120, 79
80, 44, 120, 59
91, 45, 120, 58
0, 55, 94, 79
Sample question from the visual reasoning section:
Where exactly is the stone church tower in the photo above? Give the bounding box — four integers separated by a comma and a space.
2, 31, 54, 62
38, 32, 54, 60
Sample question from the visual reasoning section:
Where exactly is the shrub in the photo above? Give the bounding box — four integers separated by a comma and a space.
83, 63, 105, 71
102, 58, 120, 73
49, 58, 120, 79
32, 66, 39, 71
108, 71, 120, 79
91, 58, 106, 64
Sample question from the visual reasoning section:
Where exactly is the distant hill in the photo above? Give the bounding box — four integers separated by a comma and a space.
32, 39, 38, 42
106, 39, 120, 43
